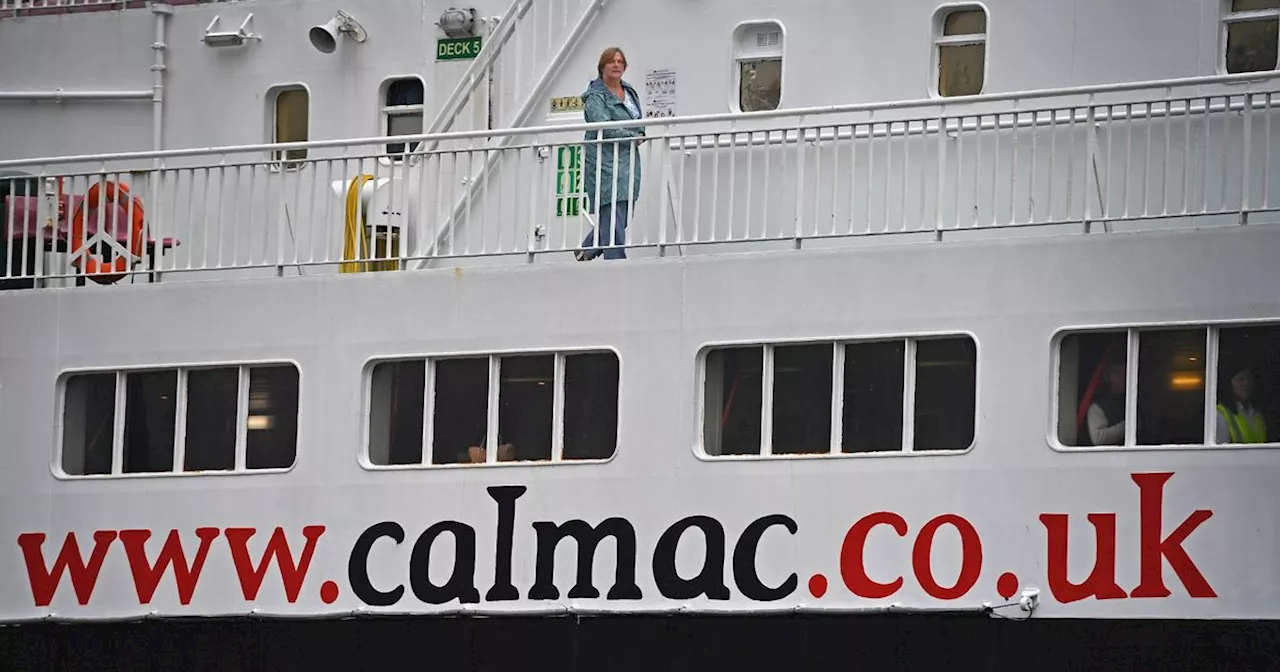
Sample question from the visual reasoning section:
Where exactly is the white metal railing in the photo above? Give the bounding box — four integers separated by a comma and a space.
2, 72, 1279, 289
1, 0, 215, 13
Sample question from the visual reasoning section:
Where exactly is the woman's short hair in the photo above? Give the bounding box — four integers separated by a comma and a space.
597, 47, 627, 77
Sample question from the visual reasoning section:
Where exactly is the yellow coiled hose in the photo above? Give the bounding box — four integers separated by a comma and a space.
341, 174, 375, 274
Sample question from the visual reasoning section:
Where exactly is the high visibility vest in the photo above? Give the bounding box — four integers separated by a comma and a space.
1216, 404, 1267, 444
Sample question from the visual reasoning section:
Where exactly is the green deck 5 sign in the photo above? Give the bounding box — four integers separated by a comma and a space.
556, 146, 583, 218
437, 36, 482, 61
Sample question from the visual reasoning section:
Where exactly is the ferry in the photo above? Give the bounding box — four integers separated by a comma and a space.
2, 0, 1280, 668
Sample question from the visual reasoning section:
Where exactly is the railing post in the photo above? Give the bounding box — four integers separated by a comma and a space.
935, 112, 947, 241
1240, 90, 1253, 226
658, 139, 672, 257
1083, 96, 1097, 233
793, 117, 805, 249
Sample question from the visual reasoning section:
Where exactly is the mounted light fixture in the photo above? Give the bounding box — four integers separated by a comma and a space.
309, 9, 368, 54
202, 14, 261, 48
437, 7, 477, 38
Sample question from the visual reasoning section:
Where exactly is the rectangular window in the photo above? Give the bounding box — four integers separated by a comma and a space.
702, 336, 977, 457
1224, 0, 1280, 74
738, 59, 782, 113
935, 6, 987, 97
61, 372, 117, 476
913, 337, 978, 450
733, 22, 784, 112
383, 77, 425, 156
185, 368, 239, 471
1056, 324, 1279, 448
367, 350, 620, 467
270, 86, 309, 164
245, 365, 300, 469
432, 357, 490, 465
123, 370, 178, 474
367, 360, 426, 466
772, 344, 833, 455
1215, 325, 1279, 444
60, 363, 300, 477
702, 346, 763, 456
1135, 329, 1206, 446
563, 352, 620, 460
842, 340, 905, 452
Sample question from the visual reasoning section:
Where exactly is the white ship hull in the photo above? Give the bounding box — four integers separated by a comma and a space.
3, 0, 1280, 667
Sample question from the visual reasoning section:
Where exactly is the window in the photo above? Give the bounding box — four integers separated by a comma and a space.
934, 6, 987, 97
732, 22, 784, 112
269, 86, 309, 164
701, 336, 977, 457
366, 350, 619, 467
382, 77, 425, 156
1223, 0, 1280, 73
60, 364, 299, 476
1056, 324, 1280, 448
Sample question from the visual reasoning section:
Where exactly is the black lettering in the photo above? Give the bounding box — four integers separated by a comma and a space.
409, 521, 480, 604
528, 519, 641, 600
652, 516, 730, 600
485, 485, 526, 602
733, 514, 798, 601
348, 521, 405, 607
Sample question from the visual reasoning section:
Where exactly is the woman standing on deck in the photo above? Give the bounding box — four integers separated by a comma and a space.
576, 47, 644, 261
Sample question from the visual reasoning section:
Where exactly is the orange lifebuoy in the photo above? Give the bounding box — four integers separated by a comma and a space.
69, 180, 146, 285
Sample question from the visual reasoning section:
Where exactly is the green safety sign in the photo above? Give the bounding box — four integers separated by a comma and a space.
555, 146, 583, 218
437, 36, 482, 61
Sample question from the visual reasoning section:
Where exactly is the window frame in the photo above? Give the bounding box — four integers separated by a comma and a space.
930, 3, 990, 99
266, 83, 311, 169
378, 75, 426, 162
1219, 0, 1280, 74
360, 347, 622, 470
1049, 320, 1280, 452
696, 332, 980, 461
54, 360, 302, 480
729, 19, 786, 113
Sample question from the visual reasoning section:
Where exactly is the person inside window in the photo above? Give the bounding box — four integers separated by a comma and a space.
1087, 362, 1126, 446
575, 46, 644, 262
1216, 362, 1267, 444
464, 442, 516, 464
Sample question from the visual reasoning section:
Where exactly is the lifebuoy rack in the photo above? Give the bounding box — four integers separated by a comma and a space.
68, 179, 147, 285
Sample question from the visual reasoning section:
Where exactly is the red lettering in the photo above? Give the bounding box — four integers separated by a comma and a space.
224, 526, 325, 603
911, 514, 982, 600
119, 528, 221, 605
18, 531, 117, 607
1040, 513, 1128, 603
839, 512, 907, 599
1130, 472, 1216, 598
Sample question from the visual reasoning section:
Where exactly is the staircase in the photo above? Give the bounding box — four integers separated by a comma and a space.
412, 0, 609, 264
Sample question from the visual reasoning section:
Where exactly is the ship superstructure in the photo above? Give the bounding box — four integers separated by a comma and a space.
2, 0, 1280, 668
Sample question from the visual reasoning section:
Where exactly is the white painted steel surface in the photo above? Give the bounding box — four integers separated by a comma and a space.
2, 0, 1279, 627
1, 225, 1279, 622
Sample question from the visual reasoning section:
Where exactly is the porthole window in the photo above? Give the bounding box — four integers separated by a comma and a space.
732, 21, 784, 112
933, 5, 987, 97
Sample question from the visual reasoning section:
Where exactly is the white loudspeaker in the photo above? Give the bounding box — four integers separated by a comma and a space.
308, 17, 342, 53
308, 10, 366, 54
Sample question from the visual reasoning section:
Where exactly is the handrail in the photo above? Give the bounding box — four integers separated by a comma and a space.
2, 70, 1278, 169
